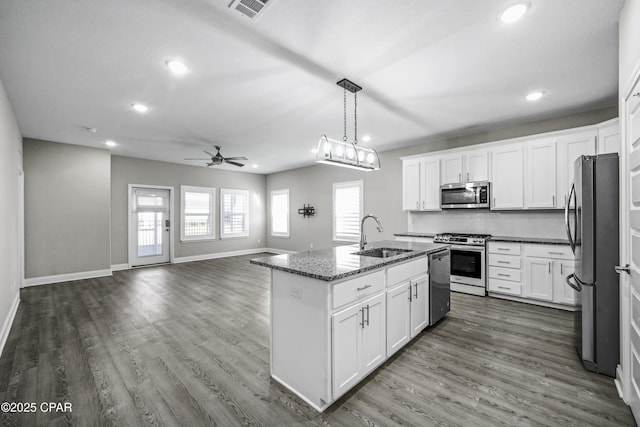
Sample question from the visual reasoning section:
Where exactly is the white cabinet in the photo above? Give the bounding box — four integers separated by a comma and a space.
403, 158, 421, 210
440, 151, 489, 184
555, 260, 577, 305
525, 139, 557, 209
524, 258, 554, 301
386, 270, 429, 357
402, 156, 441, 211
332, 292, 386, 399
487, 242, 523, 296
556, 130, 596, 209
490, 144, 524, 209
597, 118, 620, 154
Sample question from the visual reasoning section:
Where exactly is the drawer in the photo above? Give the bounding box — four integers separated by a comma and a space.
488, 242, 521, 256
488, 253, 521, 269
387, 257, 428, 286
333, 270, 385, 309
488, 266, 521, 282
488, 278, 522, 296
525, 244, 573, 260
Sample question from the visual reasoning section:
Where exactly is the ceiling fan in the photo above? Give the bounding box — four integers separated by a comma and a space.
184, 145, 248, 167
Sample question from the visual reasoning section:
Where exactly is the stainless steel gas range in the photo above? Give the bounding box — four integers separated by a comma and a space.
433, 233, 491, 296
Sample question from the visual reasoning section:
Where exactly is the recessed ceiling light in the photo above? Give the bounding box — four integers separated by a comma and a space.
105, 140, 117, 147
500, 3, 528, 23
251, 164, 258, 168
361, 135, 371, 143
166, 60, 189, 75
132, 103, 149, 113
311, 148, 318, 154
526, 91, 545, 101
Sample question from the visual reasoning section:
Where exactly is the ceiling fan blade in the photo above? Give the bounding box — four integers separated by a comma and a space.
224, 160, 245, 167
206, 162, 214, 167
204, 151, 215, 157
224, 156, 248, 161
184, 158, 211, 160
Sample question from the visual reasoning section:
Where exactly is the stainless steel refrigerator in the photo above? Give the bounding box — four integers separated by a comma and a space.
565, 153, 619, 377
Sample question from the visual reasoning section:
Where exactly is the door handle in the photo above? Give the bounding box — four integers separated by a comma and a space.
565, 184, 576, 254
366, 305, 370, 326
566, 273, 581, 292
360, 308, 365, 329
408, 284, 413, 302
414, 283, 418, 299
615, 264, 631, 275
165, 219, 170, 231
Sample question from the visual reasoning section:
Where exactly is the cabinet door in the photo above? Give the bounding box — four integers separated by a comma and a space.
525, 139, 556, 209
465, 151, 489, 182
421, 157, 441, 210
386, 282, 411, 357
597, 120, 620, 154
524, 258, 553, 301
403, 159, 421, 210
410, 274, 429, 337
440, 155, 463, 184
332, 303, 362, 399
491, 145, 524, 209
361, 293, 386, 375
556, 131, 596, 209
554, 260, 577, 305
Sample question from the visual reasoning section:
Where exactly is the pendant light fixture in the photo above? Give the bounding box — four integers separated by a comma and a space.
315, 79, 381, 171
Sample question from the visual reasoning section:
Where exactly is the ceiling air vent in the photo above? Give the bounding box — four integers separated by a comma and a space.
228, 0, 272, 20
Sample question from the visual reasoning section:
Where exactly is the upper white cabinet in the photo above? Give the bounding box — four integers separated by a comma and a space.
490, 144, 524, 209
525, 139, 557, 209
402, 156, 440, 211
556, 130, 596, 209
440, 151, 489, 184
597, 118, 620, 154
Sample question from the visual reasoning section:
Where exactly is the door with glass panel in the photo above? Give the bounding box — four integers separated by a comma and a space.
130, 187, 170, 267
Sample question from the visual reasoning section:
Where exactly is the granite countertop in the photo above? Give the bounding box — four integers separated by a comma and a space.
250, 240, 449, 282
393, 232, 436, 238
489, 236, 570, 245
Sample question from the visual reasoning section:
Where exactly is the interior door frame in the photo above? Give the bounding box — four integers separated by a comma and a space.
17, 167, 24, 288
618, 58, 640, 412
127, 184, 175, 268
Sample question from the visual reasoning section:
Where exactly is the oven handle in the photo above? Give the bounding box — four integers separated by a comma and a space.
449, 245, 485, 252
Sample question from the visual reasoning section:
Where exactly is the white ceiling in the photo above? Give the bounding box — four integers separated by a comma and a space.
0, 0, 624, 174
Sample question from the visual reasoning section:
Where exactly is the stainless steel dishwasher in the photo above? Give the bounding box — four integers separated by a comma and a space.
429, 249, 451, 325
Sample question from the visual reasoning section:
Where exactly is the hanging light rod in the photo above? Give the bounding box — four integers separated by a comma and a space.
315, 78, 381, 171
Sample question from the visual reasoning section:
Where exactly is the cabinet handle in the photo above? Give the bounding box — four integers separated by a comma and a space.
548, 262, 551, 274
552, 195, 555, 206
548, 252, 564, 255
422, 201, 425, 209
360, 308, 365, 329
498, 286, 510, 290
414, 283, 418, 299
416, 201, 419, 209
357, 285, 372, 291
408, 285, 413, 302
459, 173, 462, 182
493, 197, 496, 207
497, 248, 510, 251
366, 305, 370, 326
467, 172, 470, 182
497, 273, 510, 277
497, 260, 510, 264
561, 264, 564, 274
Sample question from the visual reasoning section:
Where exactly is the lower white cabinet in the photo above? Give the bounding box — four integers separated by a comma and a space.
524, 258, 554, 301
386, 273, 429, 357
332, 292, 386, 399
555, 260, 576, 305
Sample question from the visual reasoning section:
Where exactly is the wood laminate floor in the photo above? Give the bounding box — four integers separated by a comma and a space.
0, 253, 635, 426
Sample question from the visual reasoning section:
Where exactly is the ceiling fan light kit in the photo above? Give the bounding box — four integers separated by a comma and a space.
315, 78, 381, 171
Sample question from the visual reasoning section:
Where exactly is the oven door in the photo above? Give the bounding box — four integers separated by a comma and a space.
449, 245, 485, 287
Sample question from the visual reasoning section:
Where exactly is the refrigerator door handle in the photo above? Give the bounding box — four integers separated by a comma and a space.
566, 273, 581, 292
565, 183, 576, 254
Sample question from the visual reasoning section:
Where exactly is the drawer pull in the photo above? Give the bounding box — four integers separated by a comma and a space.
496, 261, 510, 264
498, 286, 510, 290
497, 273, 510, 277
497, 248, 510, 251
356, 285, 372, 291
548, 252, 564, 255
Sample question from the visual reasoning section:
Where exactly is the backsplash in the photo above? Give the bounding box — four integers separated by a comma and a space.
408, 210, 566, 239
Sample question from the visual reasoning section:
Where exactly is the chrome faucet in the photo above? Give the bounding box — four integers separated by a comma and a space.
360, 214, 383, 250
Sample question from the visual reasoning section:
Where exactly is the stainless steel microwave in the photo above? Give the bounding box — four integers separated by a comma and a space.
440, 181, 490, 209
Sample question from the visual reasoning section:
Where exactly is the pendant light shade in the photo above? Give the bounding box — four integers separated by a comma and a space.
315, 79, 381, 171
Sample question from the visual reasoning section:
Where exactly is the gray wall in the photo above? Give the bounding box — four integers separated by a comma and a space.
23, 139, 111, 278
266, 107, 617, 251
0, 77, 22, 350
111, 155, 266, 264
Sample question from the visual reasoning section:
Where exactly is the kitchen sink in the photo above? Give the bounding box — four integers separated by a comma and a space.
353, 247, 413, 258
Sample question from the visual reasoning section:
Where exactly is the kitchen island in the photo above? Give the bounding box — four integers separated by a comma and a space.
250, 240, 449, 412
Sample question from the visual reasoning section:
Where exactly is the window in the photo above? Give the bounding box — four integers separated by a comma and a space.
333, 180, 363, 242
181, 186, 215, 241
220, 188, 249, 238
270, 189, 290, 238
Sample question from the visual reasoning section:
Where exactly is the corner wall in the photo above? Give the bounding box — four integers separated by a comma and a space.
0, 77, 23, 356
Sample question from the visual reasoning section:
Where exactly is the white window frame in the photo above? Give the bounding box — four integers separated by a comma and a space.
270, 189, 290, 238
180, 185, 216, 242
220, 188, 250, 239
333, 180, 363, 243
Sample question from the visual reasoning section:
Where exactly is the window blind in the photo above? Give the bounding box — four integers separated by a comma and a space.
271, 189, 289, 237
181, 186, 215, 241
333, 181, 363, 242
221, 189, 249, 238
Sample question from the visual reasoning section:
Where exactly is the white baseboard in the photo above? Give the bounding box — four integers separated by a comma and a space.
23, 268, 112, 287
0, 293, 20, 359
111, 263, 130, 271
174, 247, 283, 264
263, 247, 295, 255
